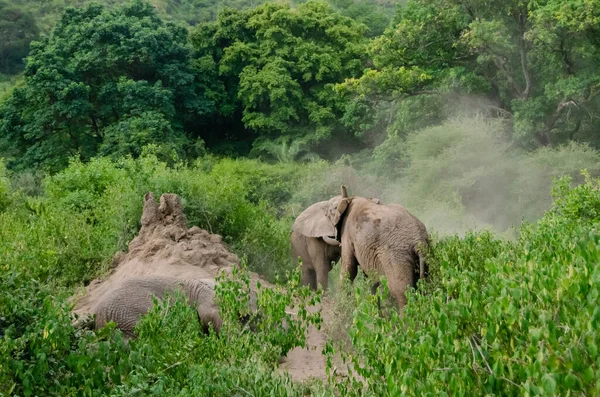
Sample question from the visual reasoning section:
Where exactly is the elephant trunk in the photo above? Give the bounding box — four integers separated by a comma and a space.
341, 185, 348, 198
181, 279, 223, 333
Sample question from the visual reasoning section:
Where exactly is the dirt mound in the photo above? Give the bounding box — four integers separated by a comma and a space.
73, 192, 266, 317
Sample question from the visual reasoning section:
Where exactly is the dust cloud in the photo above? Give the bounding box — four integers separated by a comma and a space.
296, 104, 600, 237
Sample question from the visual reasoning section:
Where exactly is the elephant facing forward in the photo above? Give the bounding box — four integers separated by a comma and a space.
318, 186, 429, 311
91, 276, 257, 338
291, 200, 342, 291
291, 197, 385, 291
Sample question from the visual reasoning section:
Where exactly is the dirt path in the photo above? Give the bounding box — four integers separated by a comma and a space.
278, 297, 349, 383
279, 321, 328, 381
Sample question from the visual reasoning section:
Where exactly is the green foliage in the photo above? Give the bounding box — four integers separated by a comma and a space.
0, 1, 39, 74
2, 146, 600, 394
0, 275, 130, 396
339, 0, 600, 151
5, 0, 600, 169
192, 0, 369, 152
250, 136, 321, 164
328, 174, 600, 395
0, 1, 216, 171
328, 0, 395, 37
549, 170, 600, 225
0, 158, 10, 211
30, 152, 323, 281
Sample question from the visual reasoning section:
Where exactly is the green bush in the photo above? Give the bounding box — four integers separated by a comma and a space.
37, 152, 307, 281
0, 264, 324, 396
328, 172, 600, 396
3, 147, 600, 395
0, 277, 130, 396
0, 159, 10, 211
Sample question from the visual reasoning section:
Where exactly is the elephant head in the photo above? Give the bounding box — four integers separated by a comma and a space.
293, 199, 344, 245
290, 186, 382, 291
322, 185, 385, 236
294, 185, 381, 243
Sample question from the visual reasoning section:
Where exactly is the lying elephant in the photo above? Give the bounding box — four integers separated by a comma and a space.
308, 185, 429, 312
91, 275, 257, 337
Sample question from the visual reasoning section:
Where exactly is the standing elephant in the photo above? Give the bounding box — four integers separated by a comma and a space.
321, 186, 429, 312
291, 200, 342, 291
91, 276, 257, 337
291, 197, 384, 291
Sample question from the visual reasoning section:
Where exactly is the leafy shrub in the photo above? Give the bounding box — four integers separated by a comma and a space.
0, 158, 10, 211
0, 276, 130, 396
38, 152, 305, 281
328, 172, 600, 396
99, 111, 188, 164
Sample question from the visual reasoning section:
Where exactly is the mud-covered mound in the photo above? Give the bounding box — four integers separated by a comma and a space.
73, 192, 265, 317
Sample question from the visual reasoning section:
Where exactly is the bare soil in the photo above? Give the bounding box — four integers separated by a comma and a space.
72, 192, 267, 318
279, 297, 351, 383
71, 192, 341, 384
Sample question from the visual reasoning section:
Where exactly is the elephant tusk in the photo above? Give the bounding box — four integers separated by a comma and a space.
322, 235, 341, 246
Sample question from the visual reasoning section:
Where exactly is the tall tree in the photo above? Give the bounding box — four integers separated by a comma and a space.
0, 1, 39, 74
339, 0, 600, 149
192, 0, 369, 156
0, 0, 219, 171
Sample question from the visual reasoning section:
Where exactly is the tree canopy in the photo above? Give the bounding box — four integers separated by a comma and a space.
2, 0, 600, 171
0, 1, 39, 74
192, 1, 368, 155
339, 0, 600, 149
0, 1, 218, 171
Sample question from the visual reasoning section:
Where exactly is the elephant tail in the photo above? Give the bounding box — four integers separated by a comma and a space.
418, 249, 426, 280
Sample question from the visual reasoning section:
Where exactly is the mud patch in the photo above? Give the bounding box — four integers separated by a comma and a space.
72, 192, 267, 317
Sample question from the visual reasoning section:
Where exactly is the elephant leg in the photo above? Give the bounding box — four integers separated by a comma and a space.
314, 256, 330, 291
339, 244, 359, 284
301, 266, 317, 290
198, 308, 223, 335
385, 262, 415, 315
371, 280, 381, 295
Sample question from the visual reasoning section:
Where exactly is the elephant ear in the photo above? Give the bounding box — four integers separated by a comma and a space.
293, 201, 336, 238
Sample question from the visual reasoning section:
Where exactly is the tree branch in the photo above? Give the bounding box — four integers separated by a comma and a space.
517, 14, 532, 100
535, 99, 578, 146
470, 336, 523, 390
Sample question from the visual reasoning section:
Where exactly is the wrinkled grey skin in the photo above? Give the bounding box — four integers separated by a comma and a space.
291, 197, 384, 291
92, 276, 257, 337
323, 187, 429, 312
290, 229, 341, 291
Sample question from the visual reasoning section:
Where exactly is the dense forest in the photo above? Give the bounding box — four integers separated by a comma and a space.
1, 0, 600, 395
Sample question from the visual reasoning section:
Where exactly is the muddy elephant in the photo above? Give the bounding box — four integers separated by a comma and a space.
291, 200, 342, 291
91, 276, 257, 337
291, 197, 384, 291
321, 186, 429, 312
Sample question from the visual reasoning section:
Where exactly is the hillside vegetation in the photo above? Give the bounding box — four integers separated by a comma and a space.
1, 0, 600, 395
0, 0, 393, 76
1, 151, 600, 395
